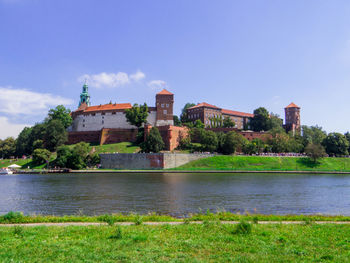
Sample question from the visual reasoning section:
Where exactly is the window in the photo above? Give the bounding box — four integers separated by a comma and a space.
92, 113, 96, 116
161, 104, 164, 108
112, 112, 116, 115
102, 112, 105, 115
83, 124, 85, 127
163, 110, 167, 115
83, 119, 85, 122
102, 120, 104, 124
166, 104, 169, 108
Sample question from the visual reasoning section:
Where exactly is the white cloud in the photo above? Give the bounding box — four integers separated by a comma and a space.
0, 86, 73, 115
79, 70, 146, 89
0, 116, 30, 139
130, 71, 146, 81
147, 80, 168, 90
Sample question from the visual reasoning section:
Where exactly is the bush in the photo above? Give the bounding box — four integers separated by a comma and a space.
1, 211, 24, 223
109, 225, 123, 239
222, 132, 247, 155
13, 225, 24, 237
134, 215, 143, 225
200, 130, 218, 152
232, 220, 252, 235
32, 149, 51, 165
141, 127, 165, 153
98, 214, 116, 226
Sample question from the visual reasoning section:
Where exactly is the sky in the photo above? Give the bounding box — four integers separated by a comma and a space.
1, 0, 350, 139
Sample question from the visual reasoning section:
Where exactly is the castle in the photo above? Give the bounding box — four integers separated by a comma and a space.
68, 84, 301, 150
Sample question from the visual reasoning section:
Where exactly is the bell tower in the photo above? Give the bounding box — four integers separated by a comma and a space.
79, 82, 91, 107
155, 89, 174, 126
284, 102, 300, 135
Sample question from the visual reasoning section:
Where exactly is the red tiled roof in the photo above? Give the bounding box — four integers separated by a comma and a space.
188, 102, 221, 110
82, 103, 132, 112
222, 109, 254, 118
157, 89, 173, 95
285, 102, 300, 109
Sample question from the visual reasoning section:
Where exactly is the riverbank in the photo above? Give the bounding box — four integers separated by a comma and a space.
0, 222, 348, 262
1, 212, 350, 224
175, 155, 350, 172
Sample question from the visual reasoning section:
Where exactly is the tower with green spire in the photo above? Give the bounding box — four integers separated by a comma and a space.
79, 82, 91, 107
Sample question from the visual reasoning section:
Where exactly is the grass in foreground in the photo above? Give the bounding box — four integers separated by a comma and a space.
1, 211, 350, 224
176, 155, 350, 171
0, 223, 349, 262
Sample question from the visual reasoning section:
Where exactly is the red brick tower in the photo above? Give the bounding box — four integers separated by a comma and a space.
284, 102, 300, 134
155, 89, 174, 126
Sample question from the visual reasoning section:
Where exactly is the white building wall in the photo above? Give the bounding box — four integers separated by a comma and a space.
72, 111, 157, 132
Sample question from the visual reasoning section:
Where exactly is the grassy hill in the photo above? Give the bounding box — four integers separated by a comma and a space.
0, 142, 140, 169
91, 142, 140, 154
176, 155, 350, 172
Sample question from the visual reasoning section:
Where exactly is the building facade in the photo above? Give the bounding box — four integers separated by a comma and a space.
186, 102, 254, 129
70, 85, 174, 132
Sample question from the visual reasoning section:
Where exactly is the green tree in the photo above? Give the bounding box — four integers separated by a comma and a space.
322, 133, 349, 156
345, 132, 350, 153
125, 103, 149, 128
267, 130, 290, 153
141, 127, 165, 153
55, 145, 72, 168
223, 117, 235, 128
46, 105, 72, 129
44, 120, 68, 152
194, 119, 205, 129
32, 148, 51, 165
200, 130, 218, 152
28, 123, 46, 152
305, 143, 326, 162
250, 107, 270, 132
267, 113, 283, 131
180, 103, 196, 123
33, 139, 44, 150
301, 125, 327, 147
173, 115, 181, 126
222, 131, 247, 155
16, 127, 33, 156
67, 142, 90, 169
0, 137, 16, 159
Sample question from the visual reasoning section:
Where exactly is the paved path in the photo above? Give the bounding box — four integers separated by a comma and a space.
0, 221, 350, 227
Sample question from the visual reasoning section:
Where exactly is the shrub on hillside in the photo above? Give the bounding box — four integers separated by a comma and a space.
141, 127, 165, 153
32, 148, 51, 165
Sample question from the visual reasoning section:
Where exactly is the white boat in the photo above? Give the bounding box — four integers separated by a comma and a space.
0, 168, 13, 175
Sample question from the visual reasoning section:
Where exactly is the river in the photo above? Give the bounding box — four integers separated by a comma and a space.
0, 172, 349, 216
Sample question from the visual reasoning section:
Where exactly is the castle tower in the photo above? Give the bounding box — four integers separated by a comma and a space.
284, 102, 300, 134
155, 89, 174, 126
79, 83, 91, 107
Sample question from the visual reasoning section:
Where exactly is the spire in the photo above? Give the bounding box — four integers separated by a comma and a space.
79, 82, 91, 107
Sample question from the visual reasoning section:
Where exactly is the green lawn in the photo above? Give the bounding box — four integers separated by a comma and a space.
0, 223, 349, 262
176, 155, 350, 172
91, 142, 140, 154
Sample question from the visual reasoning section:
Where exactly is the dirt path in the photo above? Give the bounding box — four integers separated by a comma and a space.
0, 221, 349, 227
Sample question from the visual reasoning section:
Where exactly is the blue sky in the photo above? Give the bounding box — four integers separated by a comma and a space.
1, 0, 350, 138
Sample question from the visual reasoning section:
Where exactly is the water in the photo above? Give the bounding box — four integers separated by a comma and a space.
0, 173, 349, 216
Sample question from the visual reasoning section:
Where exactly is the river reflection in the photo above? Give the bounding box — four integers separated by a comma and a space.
0, 173, 349, 216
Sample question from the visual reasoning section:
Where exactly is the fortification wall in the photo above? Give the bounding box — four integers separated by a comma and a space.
100, 153, 213, 169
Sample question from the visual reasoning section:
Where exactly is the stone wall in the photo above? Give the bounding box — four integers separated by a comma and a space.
100, 153, 213, 169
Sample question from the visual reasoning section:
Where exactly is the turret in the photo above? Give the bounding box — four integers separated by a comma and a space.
284, 102, 300, 135
79, 83, 91, 107
155, 89, 174, 126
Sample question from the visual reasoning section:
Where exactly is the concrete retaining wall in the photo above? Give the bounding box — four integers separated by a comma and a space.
100, 153, 214, 169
